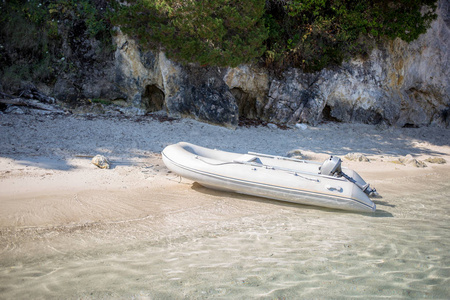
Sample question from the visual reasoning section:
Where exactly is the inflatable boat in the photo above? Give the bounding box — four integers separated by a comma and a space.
162, 142, 377, 212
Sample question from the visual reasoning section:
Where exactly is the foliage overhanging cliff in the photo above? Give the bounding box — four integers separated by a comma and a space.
1, 0, 447, 128
0, 0, 114, 91
113, 0, 437, 71
0, 0, 438, 90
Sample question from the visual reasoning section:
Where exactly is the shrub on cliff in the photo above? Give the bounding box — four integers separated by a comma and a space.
0, 0, 439, 91
112, 0, 268, 67
264, 0, 438, 72
0, 0, 113, 92
113, 0, 437, 72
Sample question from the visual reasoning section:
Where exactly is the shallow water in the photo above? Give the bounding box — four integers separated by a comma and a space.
1, 174, 449, 299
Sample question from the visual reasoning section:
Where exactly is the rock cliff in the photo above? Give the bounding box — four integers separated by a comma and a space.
110, 0, 448, 128
2, 1, 448, 128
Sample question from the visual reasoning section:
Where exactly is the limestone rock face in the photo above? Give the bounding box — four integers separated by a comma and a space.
223, 65, 269, 119
160, 55, 238, 128
1, 2, 447, 128
222, 0, 449, 127
384, 0, 450, 127
263, 69, 320, 124
316, 53, 401, 126
50, 22, 125, 105
113, 31, 238, 127
114, 30, 164, 112
78, 0, 450, 128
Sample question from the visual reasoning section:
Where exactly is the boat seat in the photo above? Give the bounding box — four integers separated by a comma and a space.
234, 154, 262, 164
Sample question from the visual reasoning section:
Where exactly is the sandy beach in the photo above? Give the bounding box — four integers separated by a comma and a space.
1, 113, 450, 298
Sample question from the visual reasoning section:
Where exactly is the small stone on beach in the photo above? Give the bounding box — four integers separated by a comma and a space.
92, 155, 110, 169
393, 154, 427, 168
295, 123, 308, 130
344, 153, 370, 162
424, 157, 446, 164
286, 149, 304, 159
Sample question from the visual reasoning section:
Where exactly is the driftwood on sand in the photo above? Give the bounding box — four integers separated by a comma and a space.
0, 90, 65, 114
0, 98, 65, 113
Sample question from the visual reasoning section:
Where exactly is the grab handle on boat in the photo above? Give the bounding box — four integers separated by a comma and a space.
326, 185, 343, 192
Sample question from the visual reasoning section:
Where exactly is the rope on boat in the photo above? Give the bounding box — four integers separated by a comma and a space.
194, 156, 238, 166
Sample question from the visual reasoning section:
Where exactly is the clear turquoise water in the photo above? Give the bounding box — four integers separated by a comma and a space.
1, 172, 449, 299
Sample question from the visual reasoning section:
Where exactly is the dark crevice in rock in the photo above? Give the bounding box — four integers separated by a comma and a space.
231, 88, 258, 119
441, 108, 450, 126
402, 123, 419, 128
322, 104, 341, 122
142, 85, 165, 112
352, 108, 383, 125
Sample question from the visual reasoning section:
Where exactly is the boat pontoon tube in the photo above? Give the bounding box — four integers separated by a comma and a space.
162, 142, 377, 212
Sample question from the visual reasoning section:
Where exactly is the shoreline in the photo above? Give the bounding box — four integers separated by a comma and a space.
1, 113, 450, 232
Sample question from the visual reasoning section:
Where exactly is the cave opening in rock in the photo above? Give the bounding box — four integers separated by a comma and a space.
322, 104, 340, 122
231, 88, 258, 119
142, 85, 165, 112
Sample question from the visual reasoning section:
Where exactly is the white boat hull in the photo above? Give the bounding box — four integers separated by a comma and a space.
162, 142, 376, 212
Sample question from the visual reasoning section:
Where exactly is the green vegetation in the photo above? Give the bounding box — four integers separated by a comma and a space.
111, 0, 268, 67
90, 98, 112, 105
113, 0, 437, 72
263, 0, 438, 71
0, 0, 53, 88
0, 0, 438, 90
0, 0, 112, 90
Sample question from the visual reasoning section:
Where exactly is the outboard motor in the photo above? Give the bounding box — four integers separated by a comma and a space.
320, 156, 378, 197
319, 156, 342, 176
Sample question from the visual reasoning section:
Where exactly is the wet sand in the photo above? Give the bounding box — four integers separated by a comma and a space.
1, 114, 449, 298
